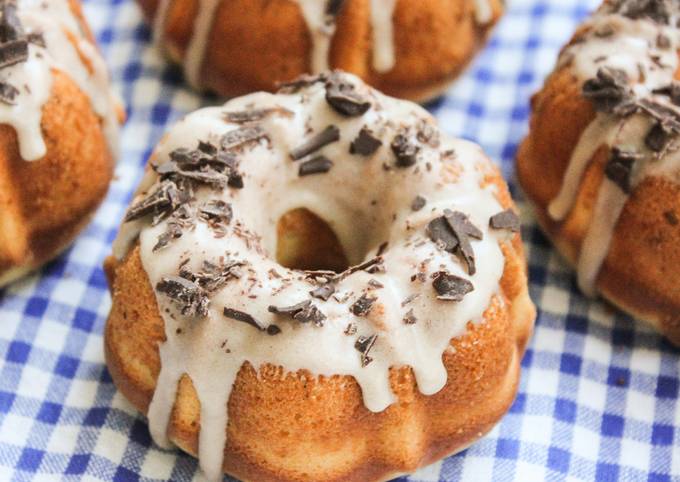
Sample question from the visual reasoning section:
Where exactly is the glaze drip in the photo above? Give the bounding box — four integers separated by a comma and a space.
0, 0, 120, 161
114, 72, 511, 480
547, 1, 680, 295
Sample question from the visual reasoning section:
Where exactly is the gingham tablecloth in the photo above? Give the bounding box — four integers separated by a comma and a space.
0, 0, 678, 480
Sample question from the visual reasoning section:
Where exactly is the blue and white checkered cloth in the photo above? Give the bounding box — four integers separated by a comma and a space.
0, 0, 678, 480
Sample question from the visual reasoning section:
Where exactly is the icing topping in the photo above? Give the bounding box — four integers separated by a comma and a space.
113, 72, 513, 480
547, 0, 680, 295
152, 0, 496, 90
0, 0, 120, 161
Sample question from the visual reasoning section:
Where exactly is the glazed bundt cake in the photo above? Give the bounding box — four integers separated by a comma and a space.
137, 0, 504, 102
105, 72, 535, 481
517, 0, 680, 343
0, 0, 122, 287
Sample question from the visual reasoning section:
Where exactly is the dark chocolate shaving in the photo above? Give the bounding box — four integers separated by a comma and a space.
344, 323, 357, 335
299, 155, 333, 176
290, 125, 340, 160
266, 325, 282, 336
604, 147, 640, 193
268, 300, 311, 317
199, 199, 232, 230
156, 276, 210, 318
489, 209, 521, 232
268, 300, 326, 327
582, 67, 636, 115
354, 334, 378, 367
403, 309, 417, 325
221, 125, 268, 151
325, 74, 371, 117
613, 0, 671, 24
391, 134, 420, 167
310, 283, 335, 301
432, 271, 474, 302
223, 307, 264, 331
153, 205, 195, 251
645, 122, 673, 152
411, 195, 427, 211
0, 38, 27, 69
349, 127, 382, 156
416, 121, 440, 148
0, 1, 22, 43
124, 180, 189, 223
427, 217, 459, 253
180, 260, 243, 293
350, 294, 377, 317
223, 107, 292, 124
0, 80, 17, 104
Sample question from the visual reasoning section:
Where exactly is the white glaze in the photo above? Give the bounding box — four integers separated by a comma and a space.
114, 73, 510, 480
0, 0, 120, 161
369, 0, 397, 72
547, 5, 680, 295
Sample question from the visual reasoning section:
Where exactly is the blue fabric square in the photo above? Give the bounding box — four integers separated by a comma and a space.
607, 367, 629, 388
37, 402, 62, 425
554, 398, 576, 424
6, 341, 30, 364
651, 424, 673, 446
0, 391, 15, 413
55, 355, 79, 379
601, 414, 624, 438
84, 407, 109, 427
24, 297, 48, 318
114, 466, 140, 482
65, 454, 90, 475
496, 438, 520, 459
547, 447, 570, 474
595, 462, 619, 482
17, 448, 44, 472
560, 353, 582, 375
73, 308, 97, 332
655, 376, 679, 399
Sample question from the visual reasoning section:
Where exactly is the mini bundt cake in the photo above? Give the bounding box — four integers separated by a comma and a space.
0, 0, 122, 287
137, 0, 504, 102
517, 0, 680, 343
105, 71, 535, 481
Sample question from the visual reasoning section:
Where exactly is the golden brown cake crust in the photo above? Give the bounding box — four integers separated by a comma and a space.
136, 0, 503, 102
105, 163, 535, 482
516, 48, 680, 344
0, 69, 115, 286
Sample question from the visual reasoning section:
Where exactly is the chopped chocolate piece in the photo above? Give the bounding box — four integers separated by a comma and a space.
124, 180, 189, 223
223, 107, 293, 124
157, 276, 210, 317
416, 121, 440, 147
444, 210, 483, 240
310, 283, 336, 301
432, 271, 474, 302
181, 260, 243, 293
228, 172, 244, 189
427, 217, 459, 253
0, 80, 18, 105
153, 223, 183, 251
391, 134, 420, 167
199, 199, 232, 227
403, 309, 417, 325
664, 210, 679, 226
582, 67, 636, 115
401, 293, 420, 307
268, 300, 311, 317
376, 242, 389, 257
223, 307, 264, 331
266, 324, 282, 335
277, 73, 326, 93
326, 0, 345, 15
299, 155, 333, 176
293, 303, 326, 327
344, 323, 357, 335
290, 125, 340, 160
614, 0, 671, 24
443, 210, 482, 275
221, 125, 268, 151
325, 75, 371, 116
605, 147, 640, 193
0, 1, 23, 43
368, 279, 384, 289
411, 195, 427, 211
0, 38, 27, 69
654, 82, 680, 106
26, 32, 45, 48
645, 122, 673, 152
354, 334, 378, 367
350, 294, 377, 316
197, 140, 217, 156
489, 209, 521, 232
350, 127, 382, 156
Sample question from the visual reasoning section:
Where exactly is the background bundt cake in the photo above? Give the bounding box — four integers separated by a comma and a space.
0, 0, 123, 287
137, 0, 504, 102
105, 72, 535, 481
517, 0, 680, 344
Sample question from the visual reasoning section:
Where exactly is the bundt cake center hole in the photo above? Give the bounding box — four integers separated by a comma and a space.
276, 208, 350, 273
